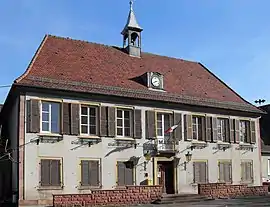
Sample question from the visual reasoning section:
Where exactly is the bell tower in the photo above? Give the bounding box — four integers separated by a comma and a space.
121, 0, 143, 57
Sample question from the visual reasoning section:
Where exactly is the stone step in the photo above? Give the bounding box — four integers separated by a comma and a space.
152, 194, 214, 204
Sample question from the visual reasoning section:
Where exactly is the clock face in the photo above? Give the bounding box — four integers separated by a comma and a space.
151, 76, 161, 87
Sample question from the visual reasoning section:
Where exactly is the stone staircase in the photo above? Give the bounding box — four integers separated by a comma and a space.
152, 193, 214, 204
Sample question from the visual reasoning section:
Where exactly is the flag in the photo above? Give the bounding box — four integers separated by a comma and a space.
165, 124, 179, 134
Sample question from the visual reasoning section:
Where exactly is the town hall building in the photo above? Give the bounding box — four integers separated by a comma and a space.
0, 1, 264, 205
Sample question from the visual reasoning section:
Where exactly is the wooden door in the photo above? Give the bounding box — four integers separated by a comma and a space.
158, 163, 166, 193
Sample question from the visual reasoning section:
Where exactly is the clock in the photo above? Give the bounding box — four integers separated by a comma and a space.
151, 76, 161, 87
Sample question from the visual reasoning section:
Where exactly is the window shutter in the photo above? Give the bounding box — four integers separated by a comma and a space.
193, 162, 201, 183
99, 106, 108, 137
201, 117, 206, 141
235, 120, 240, 143
229, 119, 235, 143
218, 162, 224, 182
27, 99, 40, 133
250, 121, 256, 144
205, 116, 212, 142
90, 161, 100, 186
173, 113, 182, 141
184, 114, 192, 141
62, 103, 71, 135
125, 162, 134, 186
70, 104, 80, 135
108, 107, 116, 137
133, 109, 142, 139
200, 162, 207, 183
241, 162, 246, 182
212, 117, 218, 142
146, 111, 156, 139
225, 119, 230, 143
117, 162, 125, 186
51, 160, 61, 186
246, 121, 251, 143
81, 160, 90, 186
40, 160, 50, 186
250, 161, 254, 181
224, 162, 232, 183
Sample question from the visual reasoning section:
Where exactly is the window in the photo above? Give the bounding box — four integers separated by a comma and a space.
157, 113, 171, 138
40, 159, 61, 186
241, 161, 253, 183
218, 161, 232, 183
80, 160, 100, 187
117, 161, 134, 186
192, 116, 203, 140
240, 120, 248, 143
217, 118, 226, 142
193, 161, 208, 183
116, 109, 132, 137
41, 101, 60, 133
80, 106, 97, 135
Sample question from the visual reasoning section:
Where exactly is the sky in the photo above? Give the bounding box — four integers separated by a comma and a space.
0, 0, 270, 105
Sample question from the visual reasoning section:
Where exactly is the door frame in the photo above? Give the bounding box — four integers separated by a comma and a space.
153, 157, 178, 194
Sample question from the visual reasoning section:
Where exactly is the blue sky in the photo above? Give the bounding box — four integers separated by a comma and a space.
0, 0, 269, 105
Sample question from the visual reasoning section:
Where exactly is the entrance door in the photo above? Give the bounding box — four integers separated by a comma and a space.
157, 161, 174, 194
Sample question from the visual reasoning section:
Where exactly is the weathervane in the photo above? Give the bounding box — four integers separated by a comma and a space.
255, 99, 266, 105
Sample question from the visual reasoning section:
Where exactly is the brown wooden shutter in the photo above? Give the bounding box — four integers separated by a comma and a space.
146, 111, 156, 139
117, 162, 125, 186
40, 159, 50, 186
51, 160, 61, 186
184, 114, 192, 141
81, 160, 90, 186
173, 113, 182, 141
193, 162, 201, 183
250, 121, 256, 144
100, 106, 108, 136
206, 116, 212, 142
134, 109, 142, 139
218, 162, 224, 182
212, 117, 218, 142
27, 99, 40, 133
225, 119, 230, 143
62, 103, 71, 135
90, 161, 100, 186
108, 107, 116, 137
125, 162, 134, 185
235, 120, 240, 143
229, 119, 235, 143
71, 104, 80, 135
201, 117, 206, 141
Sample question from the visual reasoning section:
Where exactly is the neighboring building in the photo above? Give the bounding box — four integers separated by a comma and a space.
0, 1, 265, 205
259, 105, 270, 183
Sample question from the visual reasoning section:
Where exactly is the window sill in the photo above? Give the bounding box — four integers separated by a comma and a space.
239, 142, 253, 146
38, 133, 62, 137
37, 186, 63, 191
191, 140, 206, 144
78, 135, 101, 139
77, 185, 101, 190
216, 141, 231, 145
115, 137, 135, 141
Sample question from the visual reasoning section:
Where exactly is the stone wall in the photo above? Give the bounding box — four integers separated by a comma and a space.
198, 183, 268, 199
53, 186, 162, 207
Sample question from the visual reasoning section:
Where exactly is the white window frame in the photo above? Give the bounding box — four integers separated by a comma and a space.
217, 118, 226, 142
40, 101, 60, 134
157, 113, 165, 138
239, 120, 247, 143
192, 116, 200, 140
80, 105, 97, 136
116, 109, 132, 137
268, 159, 270, 176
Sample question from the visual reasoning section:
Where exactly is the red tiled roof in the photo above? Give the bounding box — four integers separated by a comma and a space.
15, 35, 262, 113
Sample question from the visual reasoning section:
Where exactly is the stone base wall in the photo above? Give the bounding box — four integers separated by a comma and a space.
198, 183, 268, 199
53, 186, 162, 207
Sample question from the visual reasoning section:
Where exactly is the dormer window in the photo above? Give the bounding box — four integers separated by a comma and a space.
147, 72, 164, 90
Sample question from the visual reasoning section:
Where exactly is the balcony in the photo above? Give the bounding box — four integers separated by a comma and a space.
155, 137, 178, 153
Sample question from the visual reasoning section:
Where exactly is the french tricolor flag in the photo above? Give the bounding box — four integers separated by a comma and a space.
164, 120, 181, 134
